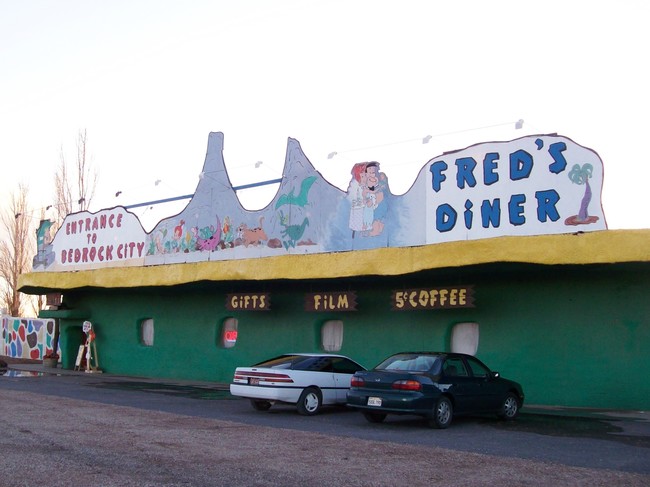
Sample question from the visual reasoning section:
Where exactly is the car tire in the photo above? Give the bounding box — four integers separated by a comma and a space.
363, 412, 387, 423
250, 399, 272, 411
297, 387, 322, 416
428, 396, 453, 429
497, 393, 520, 420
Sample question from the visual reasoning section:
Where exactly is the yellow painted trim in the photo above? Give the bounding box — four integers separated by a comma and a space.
18, 230, 650, 293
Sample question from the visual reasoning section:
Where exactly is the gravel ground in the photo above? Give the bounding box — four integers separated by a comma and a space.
0, 387, 648, 487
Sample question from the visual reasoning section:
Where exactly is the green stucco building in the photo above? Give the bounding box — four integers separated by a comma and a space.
20, 230, 650, 410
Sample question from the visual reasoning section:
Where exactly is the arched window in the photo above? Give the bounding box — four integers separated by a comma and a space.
321, 320, 343, 352
140, 318, 154, 347
451, 322, 479, 355
221, 318, 238, 349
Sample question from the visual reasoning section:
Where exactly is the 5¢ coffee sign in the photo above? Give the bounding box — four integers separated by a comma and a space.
392, 286, 475, 310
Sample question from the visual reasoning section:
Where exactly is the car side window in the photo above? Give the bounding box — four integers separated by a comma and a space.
443, 357, 468, 377
331, 357, 363, 374
299, 357, 333, 372
466, 356, 490, 378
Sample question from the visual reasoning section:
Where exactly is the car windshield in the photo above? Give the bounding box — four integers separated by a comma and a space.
253, 355, 330, 371
375, 353, 441, 372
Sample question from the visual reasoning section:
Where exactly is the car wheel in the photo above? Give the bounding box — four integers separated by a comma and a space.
250, 399, 272, 411
428, 396, 453, 429
497, 393, 519, 420
297, 387, 322, 416
363, 412, 387, 423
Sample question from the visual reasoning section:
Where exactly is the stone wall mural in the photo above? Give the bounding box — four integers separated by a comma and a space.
1, 317, 56, 359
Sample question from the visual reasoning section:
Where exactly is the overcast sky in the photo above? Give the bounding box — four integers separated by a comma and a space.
1, 0, 649, 232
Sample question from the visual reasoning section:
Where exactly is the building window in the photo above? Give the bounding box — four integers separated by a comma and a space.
321, 320, 343, 352
221, 318, 238, 349
140, 318, 154, 347
451, 322, 479, 355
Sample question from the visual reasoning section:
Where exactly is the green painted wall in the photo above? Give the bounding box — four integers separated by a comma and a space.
58, 263, 650, 410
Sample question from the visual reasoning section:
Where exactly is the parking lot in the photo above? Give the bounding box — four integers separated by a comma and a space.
1, 363, 649, 486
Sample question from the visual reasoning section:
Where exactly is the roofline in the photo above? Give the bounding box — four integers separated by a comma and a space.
18, 229, 650, 294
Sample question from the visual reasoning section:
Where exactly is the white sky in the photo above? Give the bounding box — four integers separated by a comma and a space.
1, 0, 649, 232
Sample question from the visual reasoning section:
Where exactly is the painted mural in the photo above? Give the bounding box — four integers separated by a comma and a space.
33, 132, 607, 272
1, 316, 57, 359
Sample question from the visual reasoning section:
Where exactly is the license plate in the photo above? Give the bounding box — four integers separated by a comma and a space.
368, 397, 382, 407
249, 378, 260, 385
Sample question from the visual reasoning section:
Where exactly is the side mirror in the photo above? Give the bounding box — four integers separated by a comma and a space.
491, 371, 500, 379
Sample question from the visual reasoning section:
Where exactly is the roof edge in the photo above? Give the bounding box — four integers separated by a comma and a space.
18, 229, 650, 294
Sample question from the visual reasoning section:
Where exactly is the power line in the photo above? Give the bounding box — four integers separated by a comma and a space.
327, 120, 524, 159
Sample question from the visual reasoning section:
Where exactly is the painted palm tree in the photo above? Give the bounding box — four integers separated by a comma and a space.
566, 163, 598, 225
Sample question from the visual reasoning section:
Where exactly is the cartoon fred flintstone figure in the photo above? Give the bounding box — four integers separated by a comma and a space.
347, 161, 388, 238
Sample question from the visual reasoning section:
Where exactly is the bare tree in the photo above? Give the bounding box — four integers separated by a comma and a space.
54, 148, 73, 223
47, 129, 97, 346
0, 184, 33, 316
55, 129, 97, 222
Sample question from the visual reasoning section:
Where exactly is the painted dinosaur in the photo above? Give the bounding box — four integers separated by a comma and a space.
275, 175, 317, 209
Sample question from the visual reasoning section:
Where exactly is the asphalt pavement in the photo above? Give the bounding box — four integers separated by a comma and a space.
2, 359, 649, 477
6, 360, 648, 423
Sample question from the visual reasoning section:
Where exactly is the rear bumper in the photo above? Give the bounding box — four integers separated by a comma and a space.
230, 384, 301, 404
346, 389, 435, 415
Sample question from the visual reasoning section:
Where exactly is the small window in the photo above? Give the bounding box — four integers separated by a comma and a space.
221, 318, 238, 349
466, 356, 491, 378
451, 322, 479, 355
321, 320, 343, 352
140, 318, 154, 347
331, 357, 365, 374
443, 357, 468, 377
300, 356, 333, 372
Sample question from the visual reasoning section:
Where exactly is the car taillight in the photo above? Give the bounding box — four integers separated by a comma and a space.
351, 376, 365, 387
392, 379, 422, 391
254, 373, 294, 383
235, 371, 294, 383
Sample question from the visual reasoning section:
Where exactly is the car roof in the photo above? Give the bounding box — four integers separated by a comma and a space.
390, 352, 471, 358
284, 353, 351, 358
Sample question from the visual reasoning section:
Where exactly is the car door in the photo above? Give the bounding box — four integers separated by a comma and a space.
464, 356, 501, 411
331, 357, 365, 402
441, 357, 474, 413
297, 356, 338, 404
